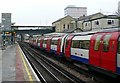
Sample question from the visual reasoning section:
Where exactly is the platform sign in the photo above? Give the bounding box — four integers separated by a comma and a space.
1, 13, 11, 32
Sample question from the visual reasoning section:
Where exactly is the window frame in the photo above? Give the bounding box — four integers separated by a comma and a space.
102, 34, 112, 52
94, 35, 102, 51
95, 20, 99, 25
107, 20, 114, 25
63, 24, 65, 29
71, 40, 90, 50
71, 40, 80, 48
51, 40, 58, 45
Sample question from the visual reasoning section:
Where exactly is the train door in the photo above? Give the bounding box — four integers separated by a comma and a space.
57, 38, 61, 55
65, 35, 74, 59
101, 33, 118, 72
90, 32, 118, 72
89, 33, 105, 67
117, 36, 120, 74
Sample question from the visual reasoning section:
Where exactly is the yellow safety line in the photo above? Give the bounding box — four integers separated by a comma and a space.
18, 46, 33, 82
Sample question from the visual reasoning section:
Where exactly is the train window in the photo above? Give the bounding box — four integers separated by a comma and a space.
51, 40, 54, 45
55, 40, 58, 45
51, 40, 58, 45
94, 35, 102, 51
43, 40, 47, 44
118, 38, 120, 54
72, 40, 79, 48
72, 40, 90, 49
103, 34, 112, 52
80, 40, 90, 49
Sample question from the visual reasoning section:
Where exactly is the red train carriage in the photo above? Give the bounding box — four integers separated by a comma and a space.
89, 31, 120, 76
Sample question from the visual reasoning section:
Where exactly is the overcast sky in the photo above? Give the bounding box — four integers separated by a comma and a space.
0, 0, 119, 25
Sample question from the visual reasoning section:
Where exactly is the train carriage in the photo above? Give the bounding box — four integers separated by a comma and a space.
89, 31, 120, 76
71, 35, 92, 64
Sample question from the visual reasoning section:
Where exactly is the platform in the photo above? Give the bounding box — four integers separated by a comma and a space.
0, 43, 39, 82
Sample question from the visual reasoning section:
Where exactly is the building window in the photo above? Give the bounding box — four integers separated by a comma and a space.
68, 24, 69, 29
107, 20, 114, 25
95, 20, 99, 25
63, 24, 65, 29
85, 23, 87, 26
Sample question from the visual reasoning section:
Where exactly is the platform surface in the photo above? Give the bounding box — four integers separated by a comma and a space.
0, 44, 38, 82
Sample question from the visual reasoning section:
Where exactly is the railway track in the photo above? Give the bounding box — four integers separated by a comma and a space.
19, 42, 85, 83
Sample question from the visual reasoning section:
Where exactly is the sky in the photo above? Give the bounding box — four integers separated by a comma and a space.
0, 0, 120, 26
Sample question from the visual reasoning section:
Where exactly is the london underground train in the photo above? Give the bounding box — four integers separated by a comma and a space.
28, 28, 120, 77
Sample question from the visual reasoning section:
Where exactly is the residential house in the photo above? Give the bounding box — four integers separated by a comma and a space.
52, 15, 76, 32
77, 12, 119, 31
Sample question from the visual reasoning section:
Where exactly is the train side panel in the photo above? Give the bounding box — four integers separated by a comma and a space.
71, 35, 92, 64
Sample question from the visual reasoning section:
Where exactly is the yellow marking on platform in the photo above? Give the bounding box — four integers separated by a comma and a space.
18, 46, 33, 82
